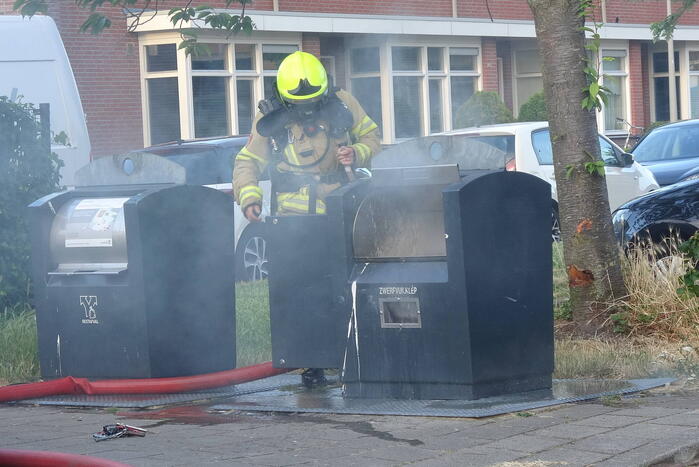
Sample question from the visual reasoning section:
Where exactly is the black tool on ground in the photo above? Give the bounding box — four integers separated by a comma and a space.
92, 423, 147, 442
267, 135, 553, 400
301, 368, 328, 388
29, 153, 236, 379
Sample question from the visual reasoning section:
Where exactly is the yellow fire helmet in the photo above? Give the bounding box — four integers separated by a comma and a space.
276, 51, 328, 104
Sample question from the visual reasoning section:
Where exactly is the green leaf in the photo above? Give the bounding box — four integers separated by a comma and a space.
565, 165, 575, 179
13, 0, 48, 17
589, 81, 600, 98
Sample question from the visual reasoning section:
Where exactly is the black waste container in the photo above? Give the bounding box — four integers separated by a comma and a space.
340, 165, 553, 400
29, 154, 236, 379
268, 135, 553, 400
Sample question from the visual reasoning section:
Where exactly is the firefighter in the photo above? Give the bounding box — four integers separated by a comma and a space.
232, 51, 381, 222
232, 51, 381, 388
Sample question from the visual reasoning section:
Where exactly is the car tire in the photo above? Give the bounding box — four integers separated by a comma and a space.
235, 223, 269, 282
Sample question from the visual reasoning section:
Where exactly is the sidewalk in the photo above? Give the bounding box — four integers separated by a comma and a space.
1, 383, 698, 467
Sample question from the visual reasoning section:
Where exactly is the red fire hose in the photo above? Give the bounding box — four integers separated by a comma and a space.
0, 361, 289, 403
0, 450, 133, 467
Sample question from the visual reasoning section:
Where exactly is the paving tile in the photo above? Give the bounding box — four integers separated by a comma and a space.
289, 444, 370, 460
569, 433, 651, 455
592, 437, 695, 467
570, 414, 648, 428
612, 421, 699, 440
419, 431, 491, 451
459, 422, 538, 440
411, 447, 526, 467
649, 410, 699, 427
477, 434, 569, 453
610, 406, 688, 418
362, 445, 438, 462
541, 404, 617, 421
528, 422, 613, 440
307, 454, 397, 467
515, 446, 610, 466
241, 452, 318, 466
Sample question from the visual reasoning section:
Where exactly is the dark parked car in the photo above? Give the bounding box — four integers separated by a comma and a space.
128, 136, 271, 282
631, 120, 699, 186
612, 178, 699, 248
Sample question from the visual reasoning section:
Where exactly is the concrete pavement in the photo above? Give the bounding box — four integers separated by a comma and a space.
1, 383, 698, 467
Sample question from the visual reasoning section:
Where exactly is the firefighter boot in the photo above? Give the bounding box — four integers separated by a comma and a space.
301, 368, 327, 388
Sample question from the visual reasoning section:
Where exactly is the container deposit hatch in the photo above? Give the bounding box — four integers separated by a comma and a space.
28, 153, 236, 379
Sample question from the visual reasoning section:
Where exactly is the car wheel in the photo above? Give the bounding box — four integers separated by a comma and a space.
552, 206, 562, 242
235, 223, 269, 282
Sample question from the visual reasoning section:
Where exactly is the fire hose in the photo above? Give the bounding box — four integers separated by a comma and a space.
0, 361, 290, 403
0, 450, 133, 467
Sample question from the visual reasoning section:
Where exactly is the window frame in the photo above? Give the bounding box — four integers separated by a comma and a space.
346, 36, 481, 144
511, 42, 543, 119
649, 43, 682, 123
139, 32, 301, 146
599, 47, 630, 135
685, 45, 699, 120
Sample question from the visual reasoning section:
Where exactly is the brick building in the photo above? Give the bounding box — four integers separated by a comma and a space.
2, 0, 699, 157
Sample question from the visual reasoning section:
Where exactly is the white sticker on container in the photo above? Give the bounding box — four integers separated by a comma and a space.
65, 238, 113, 248
75, 197, 129, 210
89, 208, 119, 232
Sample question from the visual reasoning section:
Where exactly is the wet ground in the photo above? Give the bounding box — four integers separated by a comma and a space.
2, 381, 699, 466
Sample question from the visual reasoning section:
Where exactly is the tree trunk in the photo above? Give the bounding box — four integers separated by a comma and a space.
528, 0, 627, 334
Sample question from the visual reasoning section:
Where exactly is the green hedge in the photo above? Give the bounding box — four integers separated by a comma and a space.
518, 91, 548, 122
0, 98, 61, 311
454, 91, 514, 129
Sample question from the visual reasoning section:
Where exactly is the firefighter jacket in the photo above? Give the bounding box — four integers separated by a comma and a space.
232, 90, 381, 215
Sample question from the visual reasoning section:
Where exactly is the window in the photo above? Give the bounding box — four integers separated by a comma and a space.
350, 46, 383, 134
632, 124, 699, 162
142, 38, 300, 145
193, 76, 228, 138
348, 41, 480, 142
262, 44, 298, 71
146, 44, 177, 72
393, 76, 422, 138
532, 129, 619, 166
689, 51, 699, 118
599, 137, 621, 166
601, 50, 628, 132
236, 79, 255, 135
192, 44, 227, 70
513, 48, 543, 117
392, 46, 423, 138
351, 77, 383, 134
351, 47, 380, 73
144, 43, 180, 144
147, 77, 180, 144
652, 51, 681, 122
429, 79, 443, 133
449, 47, 479, 129
427, 48, 447, 134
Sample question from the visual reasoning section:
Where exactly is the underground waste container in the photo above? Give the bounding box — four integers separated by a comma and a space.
268, 135, 553, 400
29, 153, 236, 379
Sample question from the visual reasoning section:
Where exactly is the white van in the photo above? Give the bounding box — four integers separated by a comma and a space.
0, 15, 90, 186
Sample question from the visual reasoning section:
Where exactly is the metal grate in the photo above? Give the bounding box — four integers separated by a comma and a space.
207, 378, 675, 418
11, 376, 674, 417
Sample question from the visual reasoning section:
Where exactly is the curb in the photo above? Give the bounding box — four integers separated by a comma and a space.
642, 440, 699, 467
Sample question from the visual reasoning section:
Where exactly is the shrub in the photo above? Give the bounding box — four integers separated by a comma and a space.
453, 91, 513, 129
0, 97, 62, 311
518, 91, 548, 122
